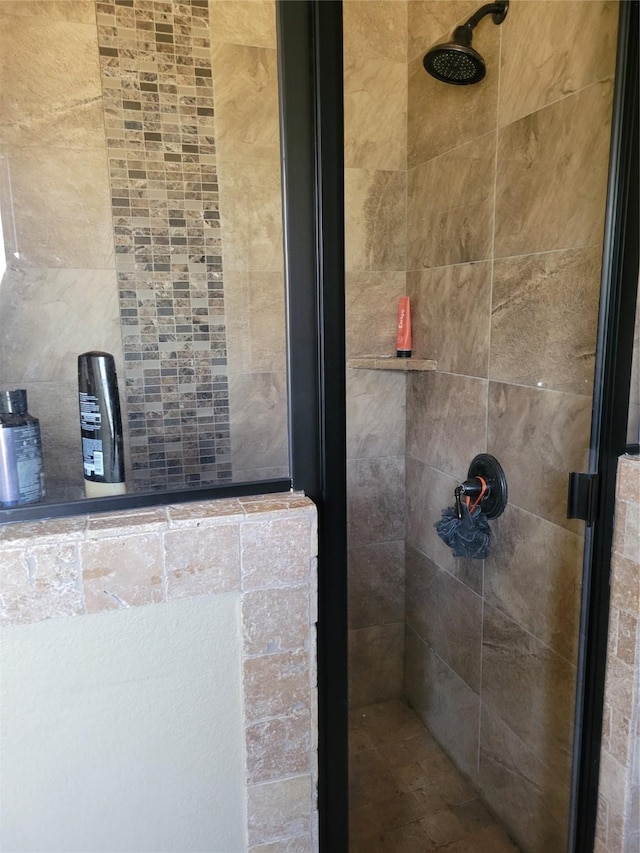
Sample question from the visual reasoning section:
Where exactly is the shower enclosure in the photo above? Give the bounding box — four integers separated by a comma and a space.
342, 1, 637, 851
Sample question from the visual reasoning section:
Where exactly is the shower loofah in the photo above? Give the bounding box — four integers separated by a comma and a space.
435, 502, 491, 559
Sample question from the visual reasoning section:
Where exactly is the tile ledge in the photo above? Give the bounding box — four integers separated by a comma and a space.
348, 356, 437, 372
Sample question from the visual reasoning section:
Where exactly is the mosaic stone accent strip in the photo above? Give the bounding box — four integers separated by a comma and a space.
96, 0, 231, 490
0, 493, 319, 851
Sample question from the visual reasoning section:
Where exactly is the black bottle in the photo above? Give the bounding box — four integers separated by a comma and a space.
78, 352, 126, 498
0, 389, 46, 507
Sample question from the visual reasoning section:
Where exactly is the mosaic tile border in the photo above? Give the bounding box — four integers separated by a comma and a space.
96, 0, 231, 490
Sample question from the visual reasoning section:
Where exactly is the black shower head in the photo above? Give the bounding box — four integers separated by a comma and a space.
423, 1, 508, 86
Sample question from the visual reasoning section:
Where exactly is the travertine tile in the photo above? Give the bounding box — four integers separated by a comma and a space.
217, 158, 284, 272
345, 271, 407, 358
481, 604, 575, 779
618, 457, 640, 504
166, 499, 244, 525
164, 522, 240, 598
343, 1, 407, 62
242, 585, 310, 655
247, 775, 312, 847
241, 516, 313, 590
405, 546, 482, 692
347, 455, 405, 547
407, 132, 496, 270
349, 623, 404, 708
479, 704, 569, 853
229, 371, 288, 476
246, 710, 311, 784
0, 544, 83, 625
499, 0, 618, 127
0, 13, 103, 148
408, 22, 499, 167
495, 80, 614, 258
81, 534, 163, 612
407, 262, 491, 375
348, 541, 405, 630
211, 43, 280, 163
490, 248, 602, 395
486, 504, 584, 662
487, 382, 592, 529
249, 836, 312, 853
0, 145, 113, 268
0, 2, 95, 23
406, 372, 488, 476
346, 368, 406, 459
243, 649, 310, 720
344, 168, 406, 272
209, 0, 276, 48
404, 628, 480, 781
344, 56, 407, 171
247, 272, 287, 373
0, 515, 86, 547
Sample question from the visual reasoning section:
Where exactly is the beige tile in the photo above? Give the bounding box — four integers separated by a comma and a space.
212, 43, 280, 163
224, 270, 252, 374
247, 775, 312, 847
241, 515, 312, 591
247, 272, 286, 372
618, 457, 640, 504
0, 515, 86, 547
344, 168, 406, 272
408, 22, 499, 167
349, 624, 404, 708
81, 534, 163, 612
373, 817, 437, 852
166, 499, 244, 526
0, 145, 113, 268
345, 271, 407, 358
209, 0, 276, 48
249, 835, 312, 853
0, 267, 121, 384
0, 2, 95, 23
495, 80, 614, 258
405, 546, 482, 692
406, 372, 488, 476
347, 455, 405, 548
346, 368, 406, 459
0, 544, 83, 625
348, 541, 405, 630
350, 745, 403, 807
246, 710, 311, 784
490, 248, 602, 395
0, 13, 103, 148
422, 808, 467, 847
407, 262, 491, 375
217, 158, 284, 272
243, 649, 310, 721
481, 604, 575, 779
406, 458, 483, 595
164, 522, 240, 598
486, 504, 584, 662
404, 627, 480, 781
344, 56, 407, 171
407, 133, 496, 270
242, 585, 311, 655
343, 1, 407, 62
229, 371, 288, 475
499, 1, 618, 127
407, 1, 479, 63
487, 382, 592, 529
479, 704, 569, 853
87, 508, 167, 537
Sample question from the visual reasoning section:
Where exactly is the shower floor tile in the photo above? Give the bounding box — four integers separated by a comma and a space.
349, 700, 521, 852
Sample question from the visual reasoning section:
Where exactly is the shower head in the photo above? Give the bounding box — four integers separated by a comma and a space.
423, 1, 508, 86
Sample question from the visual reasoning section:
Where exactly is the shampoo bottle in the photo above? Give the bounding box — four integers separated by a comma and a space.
0, 389, 45, 507
78, 351, 126, 498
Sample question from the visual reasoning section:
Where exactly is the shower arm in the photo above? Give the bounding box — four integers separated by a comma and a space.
460, 1, 509, 33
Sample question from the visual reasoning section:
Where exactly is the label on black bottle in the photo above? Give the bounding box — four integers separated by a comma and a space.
80, 392, 105, 477
0, 423, 45, 507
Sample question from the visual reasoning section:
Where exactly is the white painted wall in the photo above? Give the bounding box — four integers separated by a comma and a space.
0, 595, 245, 853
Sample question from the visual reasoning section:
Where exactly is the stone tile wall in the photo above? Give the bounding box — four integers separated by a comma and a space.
0, 493, 319, 851
403, 3, 619, 851
596, 455, 640, 853
343, 0, 408, 709
0, 0, 288, 496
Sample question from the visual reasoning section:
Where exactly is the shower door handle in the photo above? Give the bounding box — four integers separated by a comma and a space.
567, 472, 600, 526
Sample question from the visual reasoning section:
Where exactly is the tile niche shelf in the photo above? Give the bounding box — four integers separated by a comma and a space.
347, 356, 437, 372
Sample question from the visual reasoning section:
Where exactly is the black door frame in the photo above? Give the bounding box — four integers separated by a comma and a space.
277, 2, 639, 851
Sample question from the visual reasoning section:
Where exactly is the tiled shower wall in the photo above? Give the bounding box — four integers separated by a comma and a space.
343, 2, 619, 851
402, 3, 618, 852
0, 0, 287, 495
